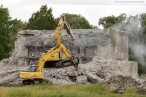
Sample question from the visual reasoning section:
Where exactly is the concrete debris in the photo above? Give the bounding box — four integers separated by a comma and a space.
139, 76, 146, 85
86, 71, 103, 83
137, 87, 146, 95
0, 29, 143, 88
107, 75, 141, 93
0, 66, 27, 86
38, 58, 138, 85
76, 75, 88, 84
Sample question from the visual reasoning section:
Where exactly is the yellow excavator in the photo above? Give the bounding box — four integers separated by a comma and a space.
20, 14, 79, 85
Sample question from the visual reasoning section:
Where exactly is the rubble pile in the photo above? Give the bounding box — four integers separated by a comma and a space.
43, 59, 138, 85
0, 65, 26, 86
107, 75, 141, 93
0, 29, 142, 88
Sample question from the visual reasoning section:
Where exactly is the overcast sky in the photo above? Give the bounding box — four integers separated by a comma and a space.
0, 0, 146, 27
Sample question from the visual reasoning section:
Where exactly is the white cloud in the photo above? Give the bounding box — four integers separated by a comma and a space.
0, 0, 146, 26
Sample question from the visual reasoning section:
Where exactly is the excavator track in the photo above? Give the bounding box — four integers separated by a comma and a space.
22, 79, 35, 85
55, 57, 79, 68
22, 79, 43, 85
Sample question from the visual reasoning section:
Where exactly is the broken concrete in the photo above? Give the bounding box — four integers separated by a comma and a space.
42, 58, 138, 85
137, 87, 146, 95
0, 28, 139, 86
107, 75, 141, 93
76, 75, 88, 84
0, 65, 26, 86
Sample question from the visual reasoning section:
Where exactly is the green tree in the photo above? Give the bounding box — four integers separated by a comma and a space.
141, 13, 146, 34
9, 19, 25, 46
26, 5, 56, 30
98, 13, 126, 29
0, 5, 25, 60
0, 5, 11, 60
63, 13, 93, 29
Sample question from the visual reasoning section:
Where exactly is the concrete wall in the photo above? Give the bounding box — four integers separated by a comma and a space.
5, 29, 129, 66
110, 29, 129, 60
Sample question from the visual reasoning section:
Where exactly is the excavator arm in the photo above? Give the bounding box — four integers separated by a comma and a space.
36, 43, 79, 72
54, 15, 75, 44
36, 14, 79, 72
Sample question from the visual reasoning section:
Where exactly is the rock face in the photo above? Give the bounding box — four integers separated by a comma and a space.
0, 28, 139, 86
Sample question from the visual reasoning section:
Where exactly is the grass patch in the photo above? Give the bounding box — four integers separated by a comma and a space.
83, 83, 108, 93
141, 74, 146, 77
0, 83, 146, 97
8, 88, 31, 97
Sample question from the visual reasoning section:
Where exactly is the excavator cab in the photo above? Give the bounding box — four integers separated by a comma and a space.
27, 65, 38, 72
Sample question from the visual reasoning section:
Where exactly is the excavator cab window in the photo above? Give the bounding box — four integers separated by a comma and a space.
44, 61, 59, 68
27, 65, 38, 72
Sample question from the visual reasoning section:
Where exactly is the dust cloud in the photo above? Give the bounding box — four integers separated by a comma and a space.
113, 15, 146, 65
